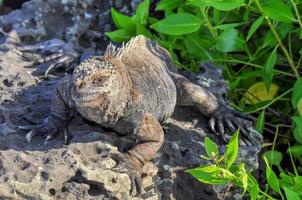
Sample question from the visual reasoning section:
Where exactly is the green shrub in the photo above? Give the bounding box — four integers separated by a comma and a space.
106, 0, 302, 199
188, 130, 302, 199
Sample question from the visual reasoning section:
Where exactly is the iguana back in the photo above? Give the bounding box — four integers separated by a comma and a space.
106, 36, 177, 123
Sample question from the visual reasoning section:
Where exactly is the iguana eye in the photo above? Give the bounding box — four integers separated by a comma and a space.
92, 79, 104, 85
75, 80, 85, 89
92, 76, 110, 86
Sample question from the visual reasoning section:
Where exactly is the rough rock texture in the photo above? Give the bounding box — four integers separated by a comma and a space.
0, 0, 142, 52
0, 1, 262, 199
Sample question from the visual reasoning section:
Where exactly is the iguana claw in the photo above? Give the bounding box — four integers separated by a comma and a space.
209, 103, 254, 145
16, 115, 69, 145
111, 153, 145, 196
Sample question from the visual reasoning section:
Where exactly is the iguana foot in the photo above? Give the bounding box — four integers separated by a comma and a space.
23, 51, 78, 77
19, 39, 79, 77
16, 116, 70, 145
111, 152, 145, 196
209, 103, 254, 145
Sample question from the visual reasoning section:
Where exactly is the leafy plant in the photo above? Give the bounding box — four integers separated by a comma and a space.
263, 144, 302, 200
106, 0, 302, 199
188, 131, 302, 199
188, 130, 270, 199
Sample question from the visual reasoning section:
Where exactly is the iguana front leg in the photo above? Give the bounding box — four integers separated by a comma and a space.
112, 113, 164, 195
170, 72, 254, 144
17, 76, 75, 145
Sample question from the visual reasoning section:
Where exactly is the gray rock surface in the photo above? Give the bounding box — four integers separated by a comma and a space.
0, 1, 262, 199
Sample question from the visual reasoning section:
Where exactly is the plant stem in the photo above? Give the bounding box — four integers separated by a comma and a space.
272, 125, 279, 152
259, 189, 277, 199
291, 0, 302, 29
201, 7, 218, 39
266, 18, 299, 78
288, 143, 299, 176
212, 59, 296, 77
245, 89, 293, 114
254, 0, 300, 78
288, 32, 293, 59
297, 55, 302, 69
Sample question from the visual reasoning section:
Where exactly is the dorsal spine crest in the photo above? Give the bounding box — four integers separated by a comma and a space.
104, 35, 150, 60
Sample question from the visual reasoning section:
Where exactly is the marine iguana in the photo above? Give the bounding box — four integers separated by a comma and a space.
18, 35, 253, 195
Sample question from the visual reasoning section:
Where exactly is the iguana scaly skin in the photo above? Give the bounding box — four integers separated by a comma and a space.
19, 35, 253, 195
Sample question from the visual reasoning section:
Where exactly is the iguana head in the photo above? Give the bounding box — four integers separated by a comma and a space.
71, 56, 123, 125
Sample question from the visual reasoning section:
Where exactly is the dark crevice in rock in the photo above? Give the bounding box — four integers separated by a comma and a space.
49, 188, 56, 196
65, 170, 108, 197
0, 114, 5, 124
3, 0, 30, 10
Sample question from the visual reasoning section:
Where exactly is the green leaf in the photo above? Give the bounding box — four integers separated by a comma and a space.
247, 16, 263, 41
151, 13, 201, 35
298, 98, 302, 116
213, 9, 220, 25
237, 70, 263, 80
148, 16, 159, 24
250, 184, 260, 200
292, 78, 302, 108
226, 129, 239, 169
280, 173, 295, 187
261, 23, 292, 49
263, 46, 278, 91
215, 22, 246, 30
277, 22, 292, 37
287, 145, 302, 157
216, 28, 246, 53
244, 82, 279, 104
156, 0, 181, 11
263, 150, 283, 166
243, 9, 249, 22
136, 23, 153, 39
292, 116, 302, 144
105, 29, 134, 42
185, 34, 214, 60
262, 30, 277, 48
284, 187, 301, 200
256, 110, 265, 134
204, 137, 218, 158
242, 173, 248, 194
111, 8, 135, 32
292, 176, 302, 195
262, 0, 296, 23
264, 157, 281, 194
230, 78, 241, 92
187, 166, 229, 184
170, 38, 186, 51
135, 0, 150, 25
204, 0, 244, 11
186, 0, 206, 8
